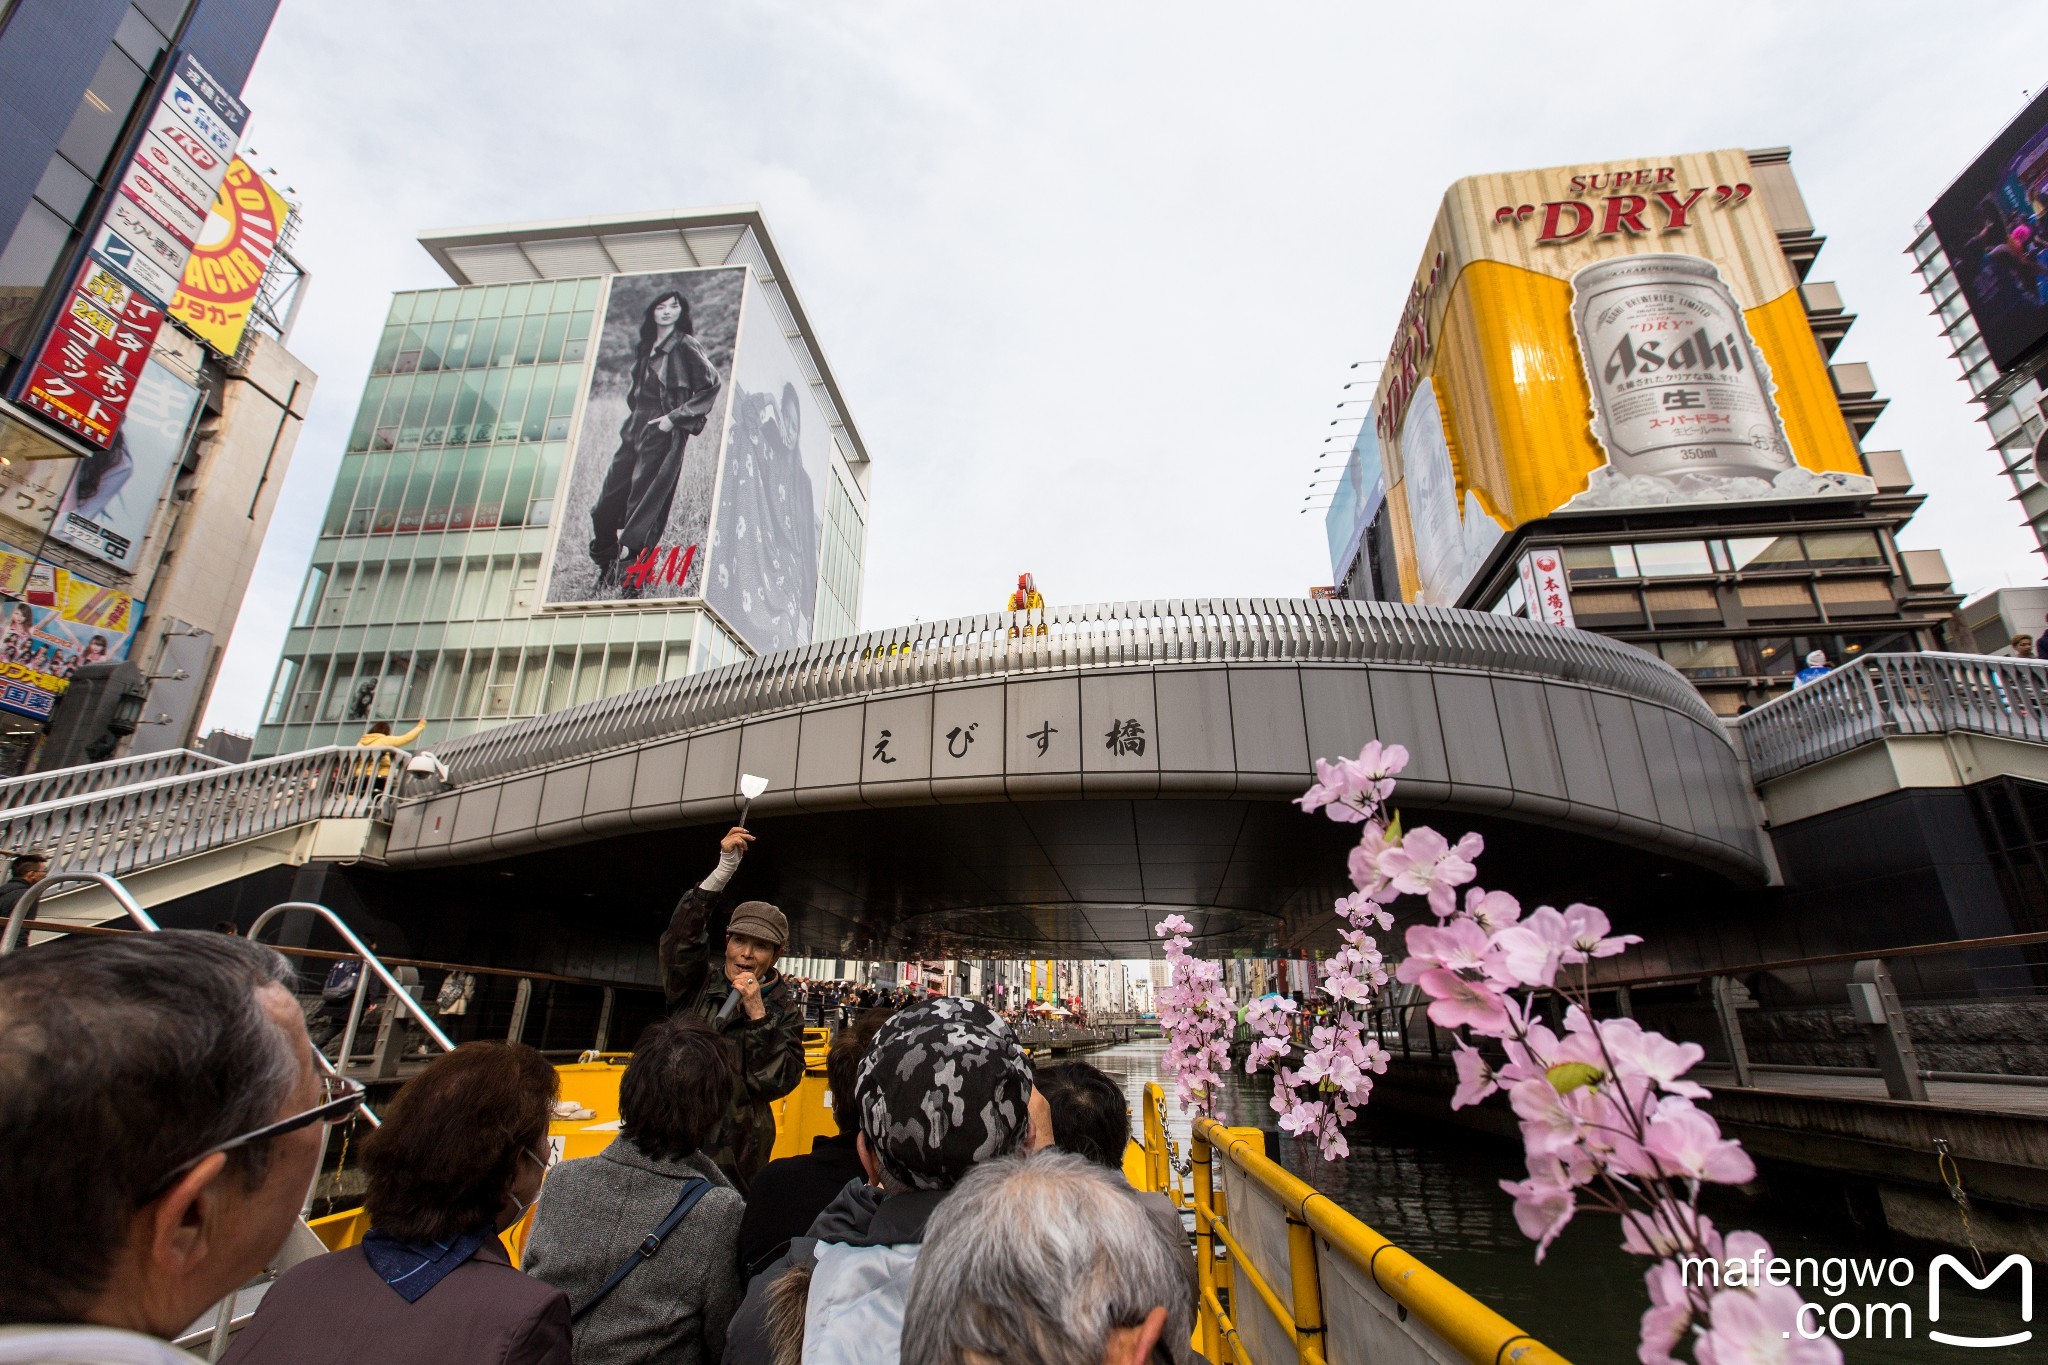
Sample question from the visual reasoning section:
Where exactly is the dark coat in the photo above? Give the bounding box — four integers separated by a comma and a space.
219, 1239, 569, 1365
659, 884, 807, 1182
734, 1132, 866, 1278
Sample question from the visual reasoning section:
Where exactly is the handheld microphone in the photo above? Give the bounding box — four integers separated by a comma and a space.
716, 989, 741, 1023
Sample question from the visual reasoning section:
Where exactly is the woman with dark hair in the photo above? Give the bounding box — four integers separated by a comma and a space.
586, 288, 722, 589
222, 1043, 570, 1365
523, 1016, 743, 1365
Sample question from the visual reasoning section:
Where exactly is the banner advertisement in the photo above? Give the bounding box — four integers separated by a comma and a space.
170, 158, 292, 357
1372, 148, 1874, 607
542, 266, 744, 608
17, 258, 168, 448
1518, 547, 1575, 629
700, 273, 831, 654
1928, 87, 2048, 378
50, 357, 199, 569
0, 545, 144, 721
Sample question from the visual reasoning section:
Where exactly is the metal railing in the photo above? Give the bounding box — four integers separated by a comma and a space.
1135, 1081, 1567, 1365
1736, 651, 2048, 782
0, 870, 159, 952
0, 748, 227, 810
0, 745, 405, 883
425, 598, 1719, 786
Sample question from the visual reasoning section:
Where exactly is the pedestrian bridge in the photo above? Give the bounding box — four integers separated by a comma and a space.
3, 599, 1777, 957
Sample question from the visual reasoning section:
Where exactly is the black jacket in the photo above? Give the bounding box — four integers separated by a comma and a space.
734, 1132, 866, 1279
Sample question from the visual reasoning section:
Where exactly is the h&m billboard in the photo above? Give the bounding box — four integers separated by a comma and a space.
540, 266, 833, 657
1371, 149, 1873, 608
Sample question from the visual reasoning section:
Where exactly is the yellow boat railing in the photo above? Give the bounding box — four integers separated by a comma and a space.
1137, 1082, 1570, 1365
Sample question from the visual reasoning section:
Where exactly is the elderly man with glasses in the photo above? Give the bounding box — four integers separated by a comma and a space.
0, 931, 344, 1363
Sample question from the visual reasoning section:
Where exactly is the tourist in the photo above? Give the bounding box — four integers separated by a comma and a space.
1029, 1062, 1192, 1264
899, 1152, 1193, 1365
0, 850, 48, 920
0, 933, 331, 1362
222, 1043, 568, 1365
723, 997, 1033, 1364
523, 1016, 744, 1365
2012, 633, 2035, 658
658, 828, 806, 1185
1792, 649, 1833, 687
734, 1007, 892, 1277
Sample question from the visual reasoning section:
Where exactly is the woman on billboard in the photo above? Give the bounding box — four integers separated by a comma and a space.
587, 290, 722, 589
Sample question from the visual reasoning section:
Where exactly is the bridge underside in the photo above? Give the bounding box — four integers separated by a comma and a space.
154, 796, 1751, 976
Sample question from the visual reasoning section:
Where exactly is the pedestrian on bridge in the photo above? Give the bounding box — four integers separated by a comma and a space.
658, 827, 805, 1187
0, 850, 47, 921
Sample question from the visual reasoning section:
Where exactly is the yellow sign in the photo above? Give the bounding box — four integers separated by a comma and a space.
1371, 149, 1871, 607
169, 158, 291, 357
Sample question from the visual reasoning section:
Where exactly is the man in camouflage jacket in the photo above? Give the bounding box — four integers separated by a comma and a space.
658, 827, 806, 1185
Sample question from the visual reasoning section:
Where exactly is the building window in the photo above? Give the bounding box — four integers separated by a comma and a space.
1633, 541, 1713, 578
1563, 544, 1638, 582
1802, 530, 1885, 568
1658, 640, 1741, 679
1725, 535, 1805, 571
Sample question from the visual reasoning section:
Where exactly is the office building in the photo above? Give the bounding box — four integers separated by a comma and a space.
253, 207, 871, 756
1328, 146, 1960, 714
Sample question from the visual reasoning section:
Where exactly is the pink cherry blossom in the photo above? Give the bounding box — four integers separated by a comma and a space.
1694, 1284, 1843, 1365
1599, 1017, 1711, 1099
1561, 902, 1642, 961
1397, 918, 1507, 985
1463, 886, 1523, 933
1641, 1096, 1756, 1184
1417, 967, 1511, 1035
1451, 1040, 1498, 1109
1638, 1262, 1693, 1365
1490, 905, 1571, 987
1377, 826, 1484, 917
1499, 1160, 1576, 1261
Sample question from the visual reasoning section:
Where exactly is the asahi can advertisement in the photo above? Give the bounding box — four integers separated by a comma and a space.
1370, 148, 1875, 609
1570, 253, 1793, 484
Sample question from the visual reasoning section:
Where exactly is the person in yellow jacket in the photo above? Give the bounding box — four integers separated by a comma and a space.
354, 718, 426, 782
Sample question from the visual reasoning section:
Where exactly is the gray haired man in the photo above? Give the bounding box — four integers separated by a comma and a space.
0, 932, 338, 1362
901, 1152, 1195, 1365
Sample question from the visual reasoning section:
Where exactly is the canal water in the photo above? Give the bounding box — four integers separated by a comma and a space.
1088, 1039, 2025, 1364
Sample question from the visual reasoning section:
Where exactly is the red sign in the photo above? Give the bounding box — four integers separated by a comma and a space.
17, 258, 166, 449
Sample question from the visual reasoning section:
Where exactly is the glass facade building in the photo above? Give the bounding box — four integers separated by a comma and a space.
253, 209, 870, 757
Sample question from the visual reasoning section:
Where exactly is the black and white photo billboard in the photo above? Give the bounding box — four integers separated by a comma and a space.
542, 266, 744, 607
701, 275, 832, 655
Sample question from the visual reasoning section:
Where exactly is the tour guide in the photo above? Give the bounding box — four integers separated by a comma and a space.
659, 827, 805, 1185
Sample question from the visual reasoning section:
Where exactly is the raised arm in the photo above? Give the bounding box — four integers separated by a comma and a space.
658, 827, 754, 1009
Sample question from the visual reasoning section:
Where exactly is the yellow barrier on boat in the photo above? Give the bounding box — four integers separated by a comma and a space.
1134, 1082, 1571, 1365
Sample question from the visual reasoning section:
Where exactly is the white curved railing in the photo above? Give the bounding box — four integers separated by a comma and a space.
0, 746, 405, 881
428, 597, 1718, 786
0, 748, 227, 810
1736, 652, 2048, 782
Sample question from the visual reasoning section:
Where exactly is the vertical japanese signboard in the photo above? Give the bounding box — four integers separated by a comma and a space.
15, 261, 166, 447
10, 52, 245, 451
1517, 547, 1575, 629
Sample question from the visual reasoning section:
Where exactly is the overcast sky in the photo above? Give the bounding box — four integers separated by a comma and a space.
200, 0, 2048, 734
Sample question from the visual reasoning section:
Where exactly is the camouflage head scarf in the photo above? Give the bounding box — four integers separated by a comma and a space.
853, 996, 1033, 1191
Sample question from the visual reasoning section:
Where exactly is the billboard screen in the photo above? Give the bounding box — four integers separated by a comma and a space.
1928, 88, 2048, 376
1370, 148, 1873, 606
542, 267, 744, 607
0, 544, 144, 721
50, 357, 199, 570
170, 158, 292, 358
700, 274, 831, 654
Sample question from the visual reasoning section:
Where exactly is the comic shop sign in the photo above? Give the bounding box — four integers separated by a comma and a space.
16, 259, 166, 448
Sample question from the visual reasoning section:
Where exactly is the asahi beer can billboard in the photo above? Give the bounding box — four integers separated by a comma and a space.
1369, 148, 1874, 608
